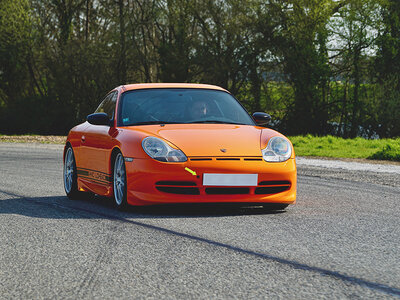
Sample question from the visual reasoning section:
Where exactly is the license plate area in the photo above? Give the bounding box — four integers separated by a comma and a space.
203, 174, 258, 186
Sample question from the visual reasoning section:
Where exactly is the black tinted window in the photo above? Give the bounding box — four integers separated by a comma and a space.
95, 91, 117, 119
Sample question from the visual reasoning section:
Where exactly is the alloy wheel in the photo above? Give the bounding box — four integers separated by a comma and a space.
64, 147, 74, 194
113, 153, 126, 206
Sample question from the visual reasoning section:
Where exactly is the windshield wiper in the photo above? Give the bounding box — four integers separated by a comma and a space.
186, 120, 247, 125
129, 121, 180, 126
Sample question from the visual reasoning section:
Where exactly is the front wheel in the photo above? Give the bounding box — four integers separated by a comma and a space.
113, 152, 128, 209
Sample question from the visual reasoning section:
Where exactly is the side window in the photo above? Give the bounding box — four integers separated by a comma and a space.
95, 91, 117, 119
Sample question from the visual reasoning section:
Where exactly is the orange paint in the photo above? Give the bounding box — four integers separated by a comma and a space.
65, 83, 297, 207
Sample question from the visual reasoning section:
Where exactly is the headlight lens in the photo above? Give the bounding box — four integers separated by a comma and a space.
262, 136, 292, 162
142, 137, 187, 162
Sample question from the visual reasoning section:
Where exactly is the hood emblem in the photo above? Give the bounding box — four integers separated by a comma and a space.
220, 148, 227, 153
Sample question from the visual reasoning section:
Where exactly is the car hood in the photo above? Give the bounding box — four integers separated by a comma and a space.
128, 124, 268, 157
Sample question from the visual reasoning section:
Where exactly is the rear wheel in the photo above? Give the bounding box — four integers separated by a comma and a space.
113, 152, 128, 209
64, 146, 92, 200
64, 146, 80, 199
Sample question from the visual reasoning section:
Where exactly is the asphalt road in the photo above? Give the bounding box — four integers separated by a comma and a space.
0, 143, 399, 299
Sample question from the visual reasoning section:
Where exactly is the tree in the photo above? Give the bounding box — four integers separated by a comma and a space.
329, 0, 381, 137
374, 0, 400, 137
0, 0, 32, 105
192, 0, 249, 94
266, 0, 338, 135
156, 0, 198, 82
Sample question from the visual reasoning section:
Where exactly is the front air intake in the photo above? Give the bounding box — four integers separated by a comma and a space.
205, 187, 250, 195
255, 180, 291, 194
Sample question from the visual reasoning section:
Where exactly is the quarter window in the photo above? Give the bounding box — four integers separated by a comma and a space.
95, 91, 118, 119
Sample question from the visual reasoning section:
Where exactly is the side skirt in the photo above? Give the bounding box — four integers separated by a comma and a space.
77, 167, 113, 197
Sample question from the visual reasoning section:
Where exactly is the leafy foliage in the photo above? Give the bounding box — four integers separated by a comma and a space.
0, 0, 399, 137
369, 144, 400, 161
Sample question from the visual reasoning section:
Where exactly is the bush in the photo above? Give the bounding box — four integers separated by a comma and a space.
369, 144, 400, 161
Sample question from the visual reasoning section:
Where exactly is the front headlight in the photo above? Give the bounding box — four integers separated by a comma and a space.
142, 137, 187, 162
262, 136, 292, 162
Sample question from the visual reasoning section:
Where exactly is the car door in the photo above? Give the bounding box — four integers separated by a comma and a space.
78, 91, 118, 191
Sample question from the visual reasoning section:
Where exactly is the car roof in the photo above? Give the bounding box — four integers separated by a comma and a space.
120, 83, 229, 93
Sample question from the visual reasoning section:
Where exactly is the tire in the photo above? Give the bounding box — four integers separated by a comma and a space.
63, 146, 92, 200
113, 152, 128, 209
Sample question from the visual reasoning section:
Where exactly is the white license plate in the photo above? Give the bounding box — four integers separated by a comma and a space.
203, 174, 258, 186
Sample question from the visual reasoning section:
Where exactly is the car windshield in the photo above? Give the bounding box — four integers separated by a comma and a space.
118, 88, 255, 126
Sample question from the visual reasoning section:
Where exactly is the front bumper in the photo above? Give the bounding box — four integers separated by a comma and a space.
125, 157, 297, 206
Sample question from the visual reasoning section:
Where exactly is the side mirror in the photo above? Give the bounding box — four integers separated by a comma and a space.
252, 112, 271, 126
87, 112, 111, 126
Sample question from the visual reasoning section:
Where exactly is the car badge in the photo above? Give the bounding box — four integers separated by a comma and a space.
220, 148, 227, 153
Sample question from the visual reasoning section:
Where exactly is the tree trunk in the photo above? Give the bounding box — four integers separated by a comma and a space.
350, 47, 361, 138
118, 0, 127, 84
85, 0, 90, 41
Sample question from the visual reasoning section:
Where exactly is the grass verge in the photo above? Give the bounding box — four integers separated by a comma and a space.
289, 135, 400, 162
0, 135, 66, 144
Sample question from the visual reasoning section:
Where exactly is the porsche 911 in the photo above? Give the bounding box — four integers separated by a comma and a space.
63, 83, 296, 210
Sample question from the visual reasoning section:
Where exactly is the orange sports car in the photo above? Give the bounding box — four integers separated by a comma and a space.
63, 83, 296, 210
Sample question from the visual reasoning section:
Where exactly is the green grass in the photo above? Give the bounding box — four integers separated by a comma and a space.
289, 135, 400, 161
